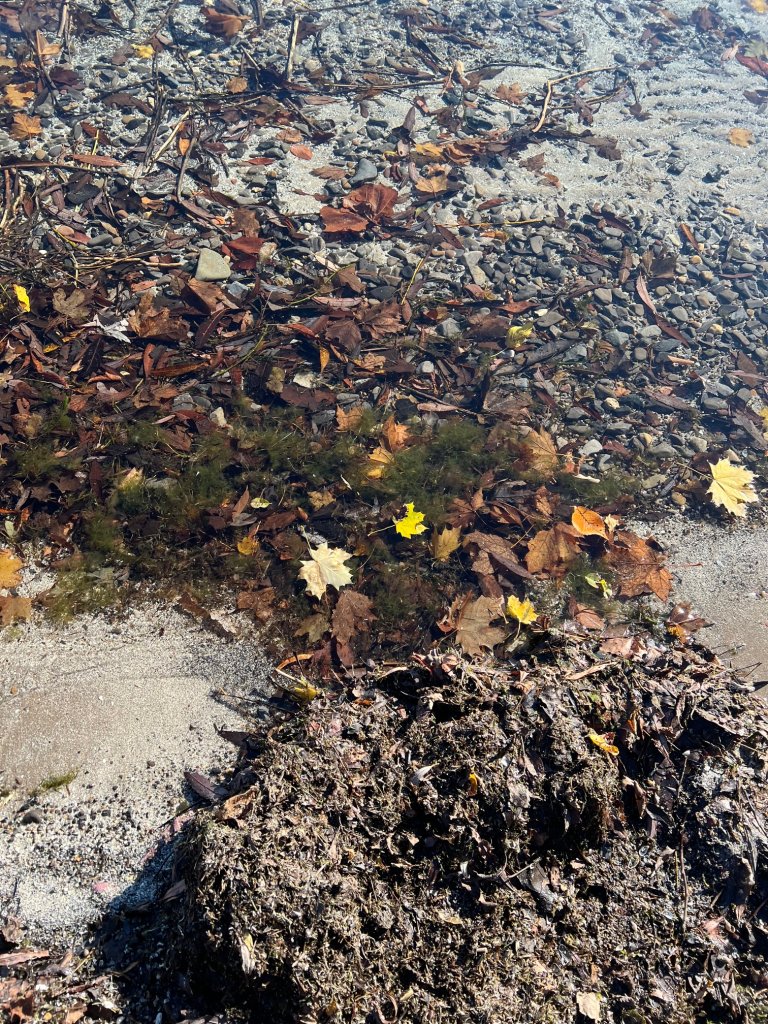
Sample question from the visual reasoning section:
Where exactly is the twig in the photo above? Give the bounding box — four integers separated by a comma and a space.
285, 13, 300, 82
532, 65, 613, 134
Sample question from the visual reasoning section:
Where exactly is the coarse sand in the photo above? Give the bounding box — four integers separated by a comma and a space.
0, 605, 270, 942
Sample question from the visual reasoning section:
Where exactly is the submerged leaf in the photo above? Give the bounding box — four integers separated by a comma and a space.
12, 284, 30, 313
431, 526, 462, 562
0, 549, 23, 589
299, 541, 353, 599
708, 458, 759, 517
505, 595, 537, 624
588, 732, 618, 757
393, 503, 427, 538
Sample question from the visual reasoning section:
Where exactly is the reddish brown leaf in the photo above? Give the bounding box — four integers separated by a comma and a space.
604, 530, 672, 601
332, 590, 375, 665
525, 524, 582, 574
320, 206, 369, 234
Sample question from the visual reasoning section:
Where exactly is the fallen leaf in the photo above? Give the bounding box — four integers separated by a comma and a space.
571, 506, 608, 539
748, 0, 768, 12
456, 596, 505, 655
331, 590, 375, 665
203, 7, 247, 36
4, 83, 36, 108
576, 991, 603, 1020
367, 446, 395, 478
132, 43, 155, 58
604, 530, 672, 600
0, 549, 23, 589
496, 82, 526, 104
506, 322, 535, 347
729, 127, 755, 147
525, 524, 582, 574
320, 206, 369, 234
506, 595, 537, 624
9, 113, 42, 140
237, 536, 259, 556
381, 416, 409, 451
414, 173, 449, 195
227, 75, 248, 93
0, 595, 32, 624
519, 427, 558, 474
299, 540, 353, 599
393, 502, 427, 538
708, 458, 759, 516
289, 143, 313, 160
431, 526, 461, 561
587, 732, 618, 758
12, 284, 30, 312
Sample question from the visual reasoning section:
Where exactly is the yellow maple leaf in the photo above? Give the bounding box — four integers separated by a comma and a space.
298, 540, 353, 599
708, 458, 759, 517
0, 549, 23, 589
431, 526, 461, 561
12, 284, 30, 313
506, 322, 534, 348
132, 43, 155, 58
393, 503, 427, 538
588, 731, 619, 756
506, 595, 537, 624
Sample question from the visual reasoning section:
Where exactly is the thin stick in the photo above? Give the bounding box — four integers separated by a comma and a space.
285, 13, 300, 82
532, 65, 613, 134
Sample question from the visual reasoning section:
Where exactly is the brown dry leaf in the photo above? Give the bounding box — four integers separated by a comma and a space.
226, 76, 248, 94
525, 524, 582, 574
4, 83, 36, 108
414, 173, 449, 195
520, 427, 558, 474
496, 82, 526, 104
312, 165, 348, 180
128, 294, 189, 342
345, 183, 400, 223
202, 8, 247, 36
431, 526, 462, 562
0, 595, 31, 625
366, 446, 394, 479
570, 601, 605, 631
0, 550, 23, 589
289, 143, 313, 160
9, 113, 42, 140
729, 127, 754, 147
320, 206, 369, 234
336, 405, 364, 431
456, 596, 505, 656
381, 416, 409, 451
464, 530, 531, 579
52, 288, 92, 323
235, 588, 274, 624
604, 529, 672, 601
331, 590, 375, 665
571, 506, 608, 539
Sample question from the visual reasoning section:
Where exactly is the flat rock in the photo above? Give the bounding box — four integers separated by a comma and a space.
195, 249, 232, 282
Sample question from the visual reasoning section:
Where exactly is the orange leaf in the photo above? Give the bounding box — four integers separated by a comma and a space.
202, 8, 247, 37
289, 143, 313, 160
571, 506, 608, 539
4, 83, 36, 108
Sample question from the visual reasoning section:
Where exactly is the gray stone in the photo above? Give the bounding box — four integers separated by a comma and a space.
418, 360, 436, 374
640, 325, 662, 339
580, 439, 603, 457
670, 305, 689, 323
195, 249, 231, 282
594, 288, 613, 304
649, 442, 677, 458
437, 317, 462, 339
350, 158, 378, 185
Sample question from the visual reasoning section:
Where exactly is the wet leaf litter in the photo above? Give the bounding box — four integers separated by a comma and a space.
1, 0, 768, 1018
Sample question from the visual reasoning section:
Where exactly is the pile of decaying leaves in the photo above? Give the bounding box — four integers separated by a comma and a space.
167, 637, 768, 1024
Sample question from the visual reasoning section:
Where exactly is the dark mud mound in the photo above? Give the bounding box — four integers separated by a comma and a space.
176, 640, 768, 1024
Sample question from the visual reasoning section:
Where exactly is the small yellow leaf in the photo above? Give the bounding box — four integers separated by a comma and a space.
729, 127, 755, 147
12, 284, 30, 313
132, 44, 155, 58
708, 458, 759, 517
393, 502, 427, 538
0, 549, 23, 589
250, 496, 270, 509
237, 535, 259, 556
467, 771, 479, 797
431, 526, 461, 562
277, 674, 319, 703
319, 345, 330, 372
505, 595, 537, 625
748, 0, 768, 13
588, 731, 619, 756
506, 322, 535, 347
4, 83, 36, 108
